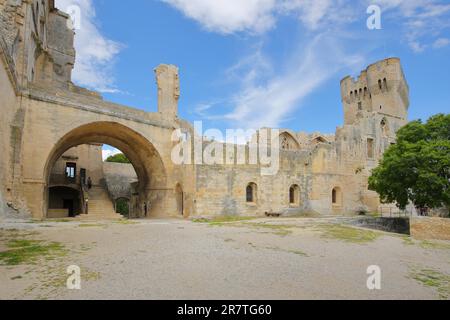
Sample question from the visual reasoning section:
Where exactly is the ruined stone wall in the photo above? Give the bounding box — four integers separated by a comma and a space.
0, 27, 20, 213
410, 217, 450, 240
103, 162, 138, 200
192, 58, 410, 218
1, 0, 411, 219
193, 144, 312, 217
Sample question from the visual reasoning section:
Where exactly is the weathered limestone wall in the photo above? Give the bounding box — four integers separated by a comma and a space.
103, 162, 138, 200
0, 38, 19, 212
192, 58, 409, 218
410, 217, 450, 240
193, 147, 312, 217
51, 144, 104, 186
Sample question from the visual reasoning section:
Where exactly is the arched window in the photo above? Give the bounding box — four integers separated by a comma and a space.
380, 118, 390, 137
378, 79, 382, 90
289, 185, 300, 206
312, 136, 328, 144
279, 132, 300, 151
332, 187, 342, 206
383, 78, 387, 90
367, 138, 374, 158
246, 183, 257, 204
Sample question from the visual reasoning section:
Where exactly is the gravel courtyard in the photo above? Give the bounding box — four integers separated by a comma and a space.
0, 217, 449, 300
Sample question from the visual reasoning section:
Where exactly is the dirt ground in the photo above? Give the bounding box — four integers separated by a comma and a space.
0, 217, 449, 300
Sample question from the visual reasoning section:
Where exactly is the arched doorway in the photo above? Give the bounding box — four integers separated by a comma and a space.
332, 187, 343, 207
43, 122, 167, 219
289, 184, 300, 207
246, 183, 257, 204
48, 186, 81, 218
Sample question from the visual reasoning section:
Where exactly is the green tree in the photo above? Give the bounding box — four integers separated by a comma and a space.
115, 198, 130, 217
369, 114, 450, 212
105, 153, 130, 164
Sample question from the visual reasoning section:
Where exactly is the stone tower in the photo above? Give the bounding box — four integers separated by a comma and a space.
340, 58, 409, 130
155, 64, 180, 118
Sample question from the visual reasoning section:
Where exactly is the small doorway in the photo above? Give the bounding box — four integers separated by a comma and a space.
63, 199, 75, 217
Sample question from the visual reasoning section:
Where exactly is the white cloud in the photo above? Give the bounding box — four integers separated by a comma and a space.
102, 147, 121, 161
372, 0, 450, 52
221, 33, 365, 129
433, 37, 450, 48
279, 0, 357, 30
163, 0, 450, 53
162, 0, 357, 33
162, 0, 277, 34
55, 0, 123, 93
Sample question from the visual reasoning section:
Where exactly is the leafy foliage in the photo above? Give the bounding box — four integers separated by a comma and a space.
116, 198, 130, 217
369, 114, 450, 210
105, 153, 130, 164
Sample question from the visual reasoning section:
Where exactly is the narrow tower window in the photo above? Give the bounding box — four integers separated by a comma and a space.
332, 187, 342, 206
367, 138, 374, 158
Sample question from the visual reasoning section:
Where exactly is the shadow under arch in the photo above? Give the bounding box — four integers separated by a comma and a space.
43, 121, 167, 218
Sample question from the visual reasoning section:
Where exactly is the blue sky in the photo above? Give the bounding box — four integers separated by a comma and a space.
55, 0, 450, 152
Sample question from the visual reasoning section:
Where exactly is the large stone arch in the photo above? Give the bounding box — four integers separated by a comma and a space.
42, 121, 168, 219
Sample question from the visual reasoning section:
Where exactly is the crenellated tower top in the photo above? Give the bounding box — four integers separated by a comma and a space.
340, 57, 409, 126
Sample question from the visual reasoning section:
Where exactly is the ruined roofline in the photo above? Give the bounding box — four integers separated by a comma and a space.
340, 57, 401, 84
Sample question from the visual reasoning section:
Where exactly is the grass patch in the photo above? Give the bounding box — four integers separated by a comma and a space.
26, 220, 45, 224
315, 224, 381, 244
78, 223, 105, 228
48, 219, 73, 223
0, 230, 40, 241
402, 236, 415, 246
113, 219, 139, 225
243, 223, 294, 236
410, 268, 450, 299
193, 215, 257, 225
401, 237, 450, 250
419, 240, 450, 250
287, 249, 308, 256
194, 217, 295, 236
262, 246, 309, 256
284, 212, 321, 218
0, 239, 67, 266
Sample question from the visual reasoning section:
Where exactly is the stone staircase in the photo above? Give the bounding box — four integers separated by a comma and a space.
83, 186, 122, 220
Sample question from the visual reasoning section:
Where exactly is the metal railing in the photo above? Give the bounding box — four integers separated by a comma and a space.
378, 206, 413, 218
